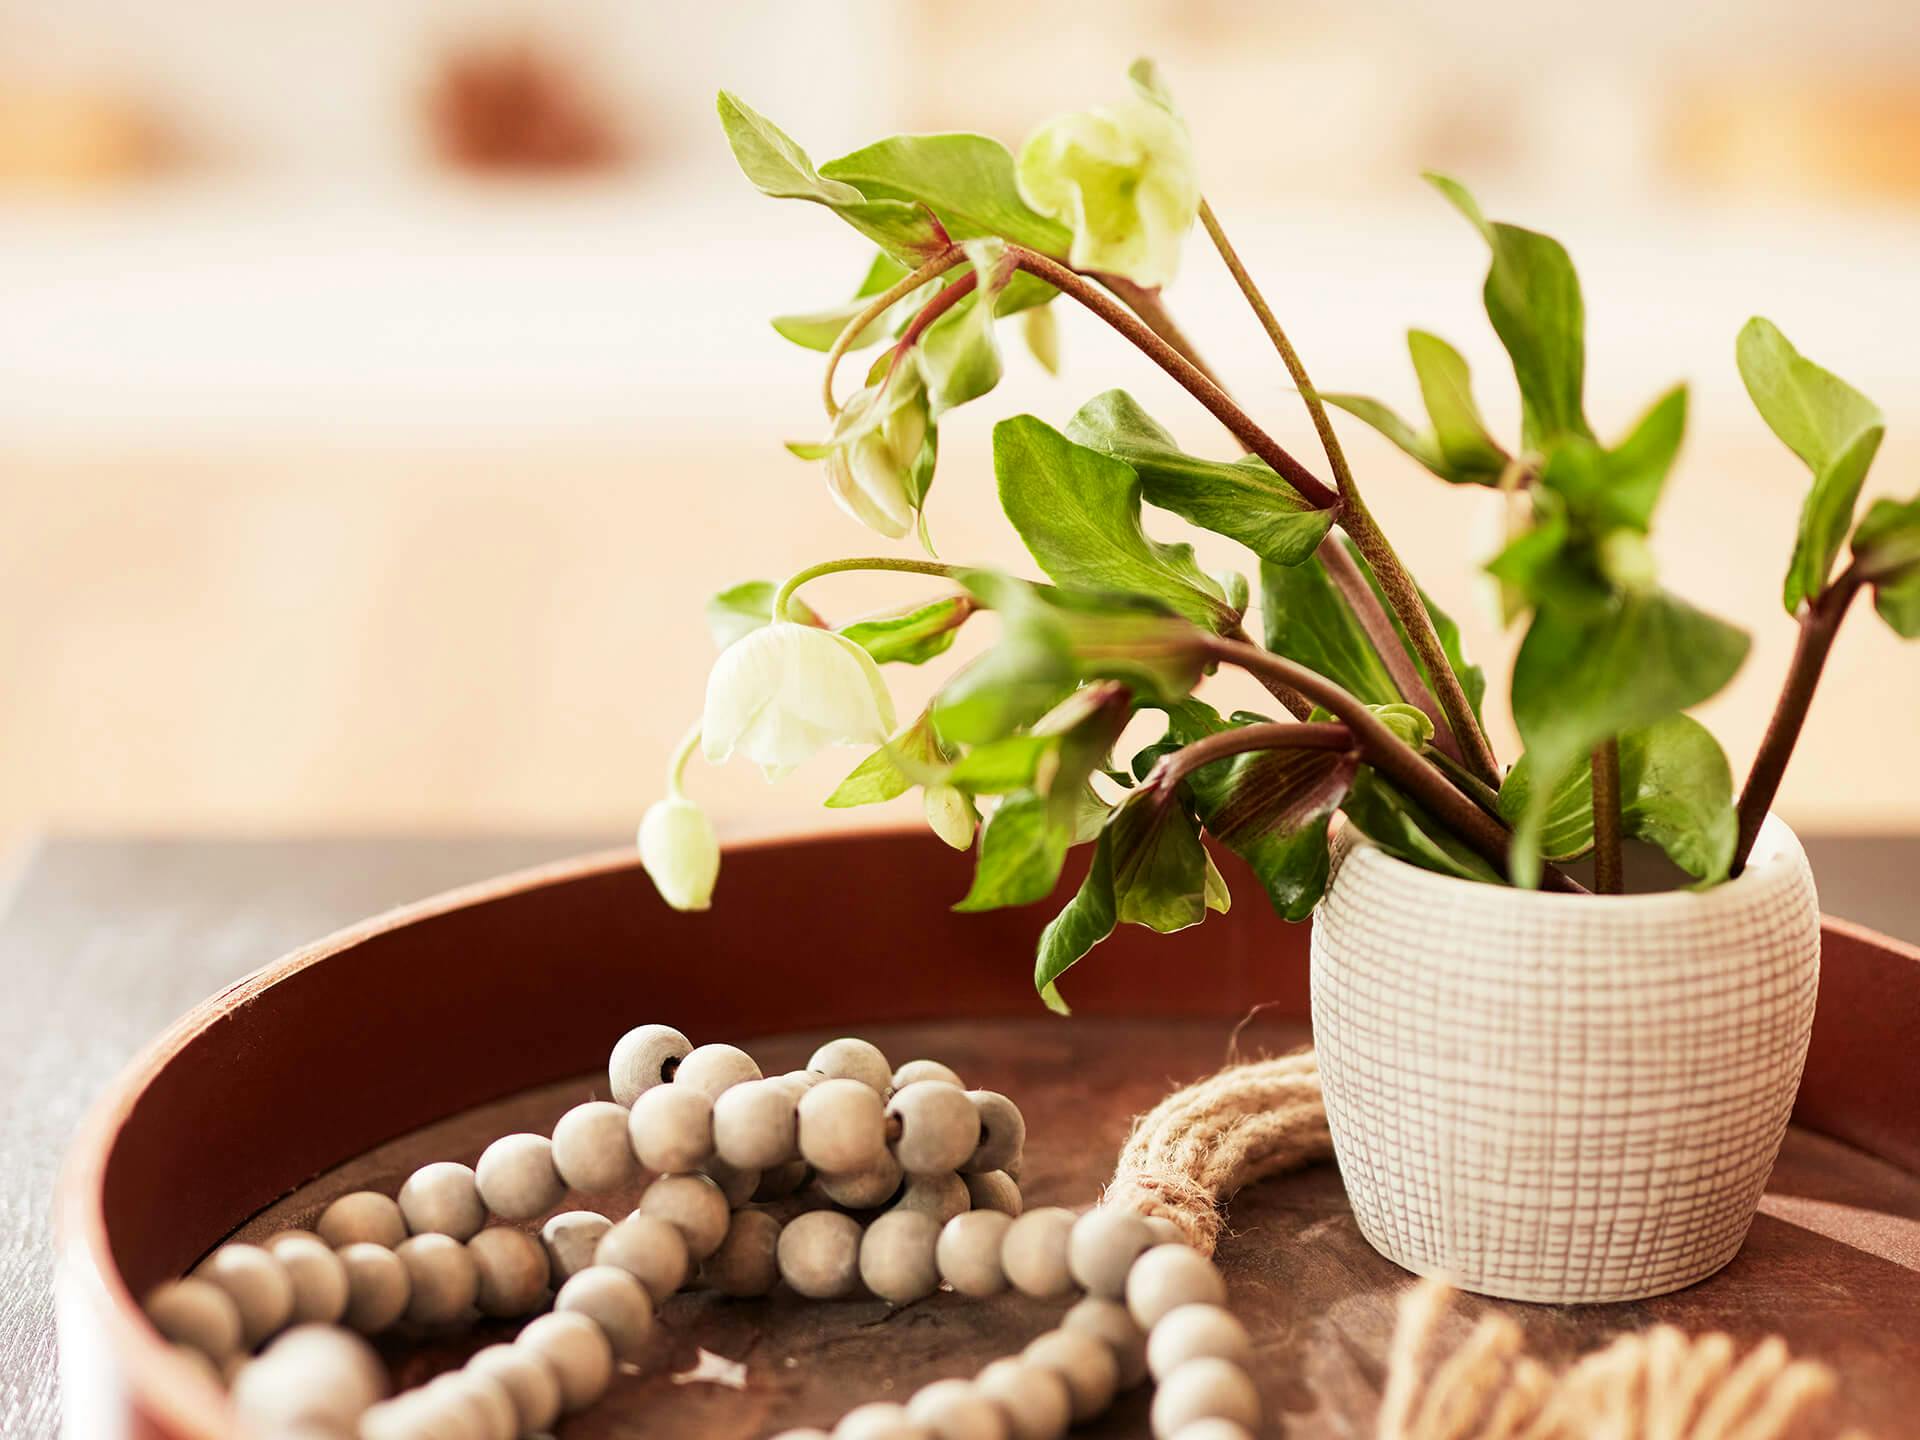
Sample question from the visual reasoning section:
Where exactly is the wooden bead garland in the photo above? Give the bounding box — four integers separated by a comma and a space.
145, 1026, 1264, 1440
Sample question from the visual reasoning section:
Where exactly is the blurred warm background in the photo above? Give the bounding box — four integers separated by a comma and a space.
4, 0, 1919, 863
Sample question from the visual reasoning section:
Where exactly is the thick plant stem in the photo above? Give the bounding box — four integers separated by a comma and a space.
1226, 623, 1312, 720
1732, 568, 1864, 876
822, 247, 964, 416
1204, 637, 1586, 894
1317, 538, 1455, 759
1146, 721, 1355, 796
1196, 198, 1502, 789
1004, 247, 1340, 510
1592, 738, 1624, 894
773, 556, 958, 623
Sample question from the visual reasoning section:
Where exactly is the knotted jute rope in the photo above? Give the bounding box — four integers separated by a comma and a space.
1104, 1045, 1863, 1440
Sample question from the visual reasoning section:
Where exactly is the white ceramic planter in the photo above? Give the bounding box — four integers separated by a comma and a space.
1310, 814, 1821, 1303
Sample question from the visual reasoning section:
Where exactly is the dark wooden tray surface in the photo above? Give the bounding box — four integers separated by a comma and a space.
231, 1018, 1920, 1440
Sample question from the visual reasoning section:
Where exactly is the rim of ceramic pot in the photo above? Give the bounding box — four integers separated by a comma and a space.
1331, 810, 1808, 918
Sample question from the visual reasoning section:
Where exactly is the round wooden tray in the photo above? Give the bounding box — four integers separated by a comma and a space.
56, 830, 1920, 1438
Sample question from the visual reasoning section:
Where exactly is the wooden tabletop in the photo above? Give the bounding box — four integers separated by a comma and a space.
6, 832, 1918, 1433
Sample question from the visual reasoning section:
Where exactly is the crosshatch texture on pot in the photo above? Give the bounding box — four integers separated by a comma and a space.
1310, 814, 1822, 1304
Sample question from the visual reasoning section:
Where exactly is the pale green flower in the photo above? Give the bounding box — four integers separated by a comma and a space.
1016, 71, 1199, 289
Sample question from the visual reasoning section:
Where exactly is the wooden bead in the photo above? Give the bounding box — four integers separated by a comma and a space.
516, 1310, 613, 1413
1001, 1206, 1076, 1299
701, 1207, 782, 1297
229, 1324, 386, 1432
1147, 1304, 1253, 1381
1149, 1357, 1260, 1439
962, 1171, 1023, 1217
703, 1155, 761, 1209
776, 1210, 863, 1299
888, 1081, 980, 1175
937, 1211, 1012, 1297
891, 1058, 964, 1090
540, 1210, 613, 1284
466, 1341, 563, 1434
398, 1161, 486, 1240
1165, 1422, 1255, 1440
197, 1243, 294, 1348
1068, 1208, 1154, 1299
907, 1378, 1009, 1440
475, 1133, 565, 1221
1063, 1295, 1149, 1388
974, 1358, 1071, 1440
836, 1401, 930, 1440
637, 1172, 731, 1260
552, 1101, 640, 1194
595, 1212, 691, 1301
775, 1068, 827, 1101
608, 1023, 691, 1106
425, 1371, 516, 1440
798, 1078, 887, 1174
859, 1210, 941, 1304
167, 1343, 224, 1391
1143, 1216, 1188, 1248
1126, 1244, 1227, 1331
316, 1190, 407, 1250
396, 1232, 478, 1326
769, 1432, 832, 1440
815, 1149, 902, 1210
962, 1091, 1024, 1174
892, 1172, 969, 1226
674, 1042, 763, 1099
628, 1084, 715, 1173
468, 1226, 550, 1317
1023, 1328, 1119, 1423
555, 1264, 655, 1360
713, 1078, 800, 1170
807, 1037, 892, 1094
144, 1278, 243, 1362
754, 1159, 812, 1202
338, 1242, 411, 1334
265, 1232, 349, 1326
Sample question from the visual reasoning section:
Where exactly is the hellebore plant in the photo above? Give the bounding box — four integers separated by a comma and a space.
639, 62, 1920, 1008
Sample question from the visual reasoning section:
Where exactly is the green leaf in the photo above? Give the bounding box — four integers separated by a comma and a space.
716, 93, 946, 262
1498, 714, 1736, 882
954, 791, 1072, 913
770, 253, 913, 352
1023, 305, 1061, 375
1407, 330, 1508, 479
705, 580, 824, 649
1429, 173, 1590, 448
1508, 588, 1749, 885
1066, 390, 1333, 566
1258, 553, 1401, 706
1737, 318, 1887, 614
993, 415, 1237, 629
917, 240, 1016, 416
1033, 790, 1211, 1012
1853, 494, 1920, 637
839, 595, 974, 666
825, 711, 948, 808
942, 734, 1059, 795
1341, 770, 1504, 884
1320, 392, 1449, 476
819, 133, 1072, 254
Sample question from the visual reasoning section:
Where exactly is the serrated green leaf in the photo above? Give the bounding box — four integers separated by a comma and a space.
820, 133, 1072, 254
839, 594, 974, 666
954, 790, 1071, 913
993, 415, 1237, 629
1737, 318, 1887, 614
1067, 390, 1333, 566
1498, 714, 1736, 881
717, 93, 946, 262
1429, 173, 1590, 449
705, 580, 824, 650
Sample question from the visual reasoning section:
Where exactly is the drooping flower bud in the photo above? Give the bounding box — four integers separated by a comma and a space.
797, 370, 935, 540
923, 783, 977, 850
1016, 63, 1199, 289
638, 795, 720, 911
702, 621, 897, 779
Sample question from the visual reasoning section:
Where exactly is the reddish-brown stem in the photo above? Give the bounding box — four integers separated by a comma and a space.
1003, 247, 1341, 511
1592, 738, 1624, 894
1732, 565, 1866, 876
1203, 636, 1587, 894
1147, 721, 1356, 796
1225, 623, 1312, 720
887, 268, 979, 374
1317, 538, 1457, 760
823, 246, 964, 415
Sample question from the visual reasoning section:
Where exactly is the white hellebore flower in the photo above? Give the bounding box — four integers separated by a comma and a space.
1016, 81, 1199, 290
638, 795, 720, 912
702, 621, 897, 779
